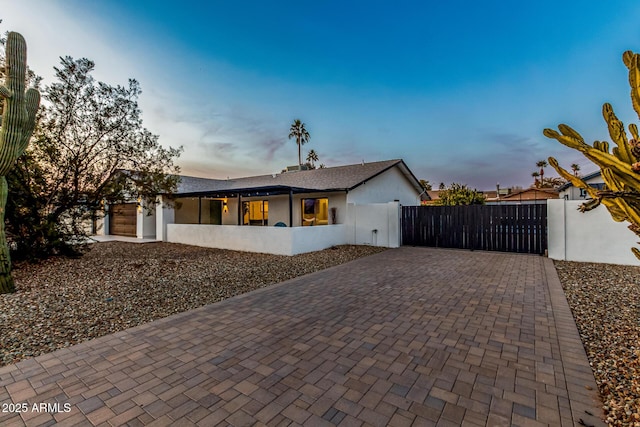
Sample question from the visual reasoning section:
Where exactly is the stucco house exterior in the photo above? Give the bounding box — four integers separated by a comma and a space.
557, 171, 605, 200
101, 159, 427, 255
484, 187, 559, 204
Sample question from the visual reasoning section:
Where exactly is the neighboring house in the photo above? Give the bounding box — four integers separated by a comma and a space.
485, 187, 559, 204
557, 171, 605, 200
423, 186, 556, 205
424, 190, 441, 205
102, 159, 428, 255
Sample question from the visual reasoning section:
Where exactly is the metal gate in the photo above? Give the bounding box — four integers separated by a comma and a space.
401, 204, 547, 254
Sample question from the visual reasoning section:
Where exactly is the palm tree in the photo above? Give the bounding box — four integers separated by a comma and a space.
306, 149, 319, 168
532, 171, 540, 187
571, 163, 580, 176
536, 160, 548, 181
288, 119, 310, 166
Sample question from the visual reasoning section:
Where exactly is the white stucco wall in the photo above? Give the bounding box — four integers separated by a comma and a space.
548, 199, 639, 265
290, 225, 349, 254
346, 202, 401, 248
222, 198, 238, 225
347, 166, 420, 206
155, 196, 175, 241
559, 174, 605, 200
138, 202, 156, 239
164, 201, 402, 254
166, 224, 347, 255
95, 215, 106, 236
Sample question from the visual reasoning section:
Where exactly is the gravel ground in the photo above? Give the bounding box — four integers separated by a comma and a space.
555, 260, 640, 427
0, 242, 386, 367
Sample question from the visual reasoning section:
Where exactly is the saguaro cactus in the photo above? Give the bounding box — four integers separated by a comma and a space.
544, 50, 640, 260
0, 32, 40, 293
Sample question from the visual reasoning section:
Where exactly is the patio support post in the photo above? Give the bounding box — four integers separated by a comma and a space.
238, 194, 242, 225
289, 189, 293, 227
198, 197, 202, 224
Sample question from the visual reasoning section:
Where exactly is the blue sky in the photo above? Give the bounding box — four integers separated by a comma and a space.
4, 0, 640, 189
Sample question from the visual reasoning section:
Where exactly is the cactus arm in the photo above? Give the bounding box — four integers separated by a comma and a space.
18, 88, 40, 155
544, 128, 640, 188
548, 156, 600, 199
594, 140, 609, 153
0, 85, 11, 99
557, 124, 584, 142
0, 32, 39, 175
625, 52, 640, 118
603, 104, 634, 163
601, 168, 623, 191
615, 197, 640, 226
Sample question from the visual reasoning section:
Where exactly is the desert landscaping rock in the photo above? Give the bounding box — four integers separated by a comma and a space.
0, 242, 386, 367
555, 260, 640, 427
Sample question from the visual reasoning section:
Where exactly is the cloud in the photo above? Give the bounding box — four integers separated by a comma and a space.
413, 130, 588, 189
258, 136, 286, 162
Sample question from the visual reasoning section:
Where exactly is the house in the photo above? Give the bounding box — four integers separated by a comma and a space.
557, 171, 605, 200
422, 186, 551, 205
485, 187, 559, 204
102, 159, 428, 255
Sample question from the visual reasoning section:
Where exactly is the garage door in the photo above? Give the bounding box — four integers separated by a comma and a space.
109, 203, 137, 237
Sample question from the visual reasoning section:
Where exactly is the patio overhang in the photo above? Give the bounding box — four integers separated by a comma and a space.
172, 185, 344, 199
168, 185, 348, 228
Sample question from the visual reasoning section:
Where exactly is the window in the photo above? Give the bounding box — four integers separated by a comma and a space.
301, 198, 328, 226
174, 197, 222, 224
243, 200, 268, 226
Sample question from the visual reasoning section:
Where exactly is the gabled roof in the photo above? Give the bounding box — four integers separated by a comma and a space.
500, 187, 559, 200
557, 170, 602, 191
175, 159, 426, 198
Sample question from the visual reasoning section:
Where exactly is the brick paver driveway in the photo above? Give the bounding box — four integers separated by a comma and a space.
0, 247, 604, 426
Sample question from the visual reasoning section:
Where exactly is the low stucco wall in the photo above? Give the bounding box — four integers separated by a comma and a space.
548, 199, 639, 265
166, 224, 348, 256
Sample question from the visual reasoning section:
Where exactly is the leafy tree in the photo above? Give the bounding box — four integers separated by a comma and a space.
538, 176, 566, 189
5, 56, 182, 263
419, 179, 432, 190
288, 119, 310, 166
435, 183, 485, 206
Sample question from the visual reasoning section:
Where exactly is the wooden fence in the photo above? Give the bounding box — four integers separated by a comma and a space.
401, 204, 547, 254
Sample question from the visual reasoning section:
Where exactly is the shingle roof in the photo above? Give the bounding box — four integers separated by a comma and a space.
501, 187, 559, 199
175, 159, 422, 196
